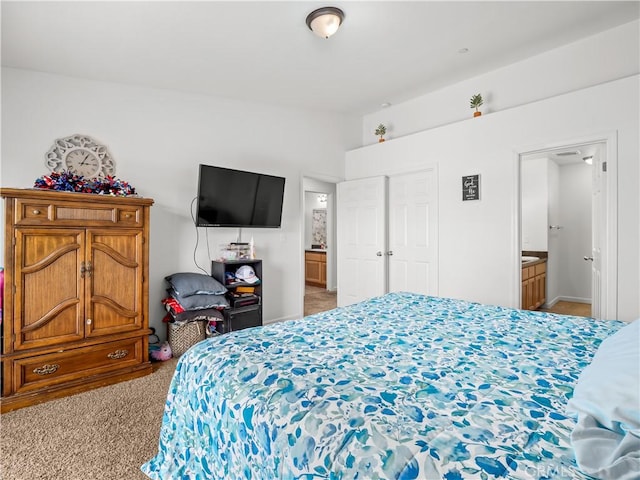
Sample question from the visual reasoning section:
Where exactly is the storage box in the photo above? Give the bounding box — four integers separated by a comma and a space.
167, 321, 208, 357
216, 305, 261, 334
219, 243, 251, 261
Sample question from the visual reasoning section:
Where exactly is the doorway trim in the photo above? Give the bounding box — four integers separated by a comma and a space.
515, 131, 618, 320
300, 173, 342, 319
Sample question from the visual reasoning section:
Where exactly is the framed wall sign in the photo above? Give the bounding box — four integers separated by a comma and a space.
462, 174, 480, 201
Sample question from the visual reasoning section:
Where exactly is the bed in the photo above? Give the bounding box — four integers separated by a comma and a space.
142, 292, 633, 479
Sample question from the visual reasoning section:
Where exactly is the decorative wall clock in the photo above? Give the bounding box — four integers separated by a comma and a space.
45, 134, 116, 178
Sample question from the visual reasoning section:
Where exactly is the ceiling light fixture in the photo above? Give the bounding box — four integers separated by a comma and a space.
306, 7, 344, 39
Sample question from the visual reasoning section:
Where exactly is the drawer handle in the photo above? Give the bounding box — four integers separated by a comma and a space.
33, 364, 60, 375
32, 209, 41, 215
124, 213, 132, 218
107, 349, 129, 360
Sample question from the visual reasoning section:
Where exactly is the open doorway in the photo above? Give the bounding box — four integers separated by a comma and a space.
302, 177, 337, 316
518, 135, 617, 320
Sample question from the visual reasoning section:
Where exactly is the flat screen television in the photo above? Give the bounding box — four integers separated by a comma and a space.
196, 164, 286, 228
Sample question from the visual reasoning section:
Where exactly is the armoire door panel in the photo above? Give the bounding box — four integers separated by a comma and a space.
14, 229, 84, 350
86, 230, 143, 336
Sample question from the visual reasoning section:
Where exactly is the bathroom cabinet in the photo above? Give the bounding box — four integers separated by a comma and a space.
305, 250, 326, 288
522, 260, 546, 310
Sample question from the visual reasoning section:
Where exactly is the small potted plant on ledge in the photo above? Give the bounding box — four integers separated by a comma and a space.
470, 93, 483, 117
375, 123, 387, 142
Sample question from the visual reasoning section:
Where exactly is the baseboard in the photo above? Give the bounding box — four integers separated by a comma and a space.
545, 296, 561, 308
544, 296, 591, 309
264, 314, 299, 325
557, 296, 591, 304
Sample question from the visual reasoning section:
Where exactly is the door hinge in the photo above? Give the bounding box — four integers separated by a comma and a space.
602, 161, 607, 172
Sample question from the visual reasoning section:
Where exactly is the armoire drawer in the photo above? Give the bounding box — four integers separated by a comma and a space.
8, 338, 144, 395
14, 199, 143, 226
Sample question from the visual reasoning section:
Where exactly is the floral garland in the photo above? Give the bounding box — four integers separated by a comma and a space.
34, 171, 137, 196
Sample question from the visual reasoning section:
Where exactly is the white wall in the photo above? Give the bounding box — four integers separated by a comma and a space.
1, 68, 359, 338
345, 75, 639, 322
362, 20, 640, 145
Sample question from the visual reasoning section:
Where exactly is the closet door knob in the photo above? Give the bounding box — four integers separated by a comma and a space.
583, 256, 594, 261
376, 251, 383, 256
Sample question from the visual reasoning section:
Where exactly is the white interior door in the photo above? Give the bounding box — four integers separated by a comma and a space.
590, 151, 605, 319
388, 170, 439, 295
336, 176, 387, 307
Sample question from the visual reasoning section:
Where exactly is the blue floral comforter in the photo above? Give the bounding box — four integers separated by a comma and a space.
142, 292, 623, 479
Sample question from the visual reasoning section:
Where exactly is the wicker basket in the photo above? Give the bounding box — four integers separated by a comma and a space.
168, 321, 207, 357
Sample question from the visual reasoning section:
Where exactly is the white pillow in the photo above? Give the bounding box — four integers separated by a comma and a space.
568, 319, 640, 435
567, 319, 640, 479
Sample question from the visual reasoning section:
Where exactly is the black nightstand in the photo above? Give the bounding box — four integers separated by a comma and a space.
211, 259, 262, 333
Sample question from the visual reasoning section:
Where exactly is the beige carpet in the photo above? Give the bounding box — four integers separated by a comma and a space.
0, 359, 178, 480
304, 285, 337, 316
1, 295, 334, 480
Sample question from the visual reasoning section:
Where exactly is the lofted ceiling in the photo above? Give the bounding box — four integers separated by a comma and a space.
2, 1, 639, 115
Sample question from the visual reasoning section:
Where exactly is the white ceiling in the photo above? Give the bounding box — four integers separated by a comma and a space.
2, 1, 639, 115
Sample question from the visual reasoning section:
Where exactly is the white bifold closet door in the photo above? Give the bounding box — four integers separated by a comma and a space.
336, 176, 387, 307
387, 170, 438, 296
337, 169, 438, 308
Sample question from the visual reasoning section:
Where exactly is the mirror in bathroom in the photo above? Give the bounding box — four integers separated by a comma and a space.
312, 208, 327, 247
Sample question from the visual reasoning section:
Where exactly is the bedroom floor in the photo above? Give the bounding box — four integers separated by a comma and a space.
540, 301, 592, 317
304, 285, 337, 316
302, 290, 591, 318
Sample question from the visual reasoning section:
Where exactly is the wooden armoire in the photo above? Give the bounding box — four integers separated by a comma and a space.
0, 188, 154, 412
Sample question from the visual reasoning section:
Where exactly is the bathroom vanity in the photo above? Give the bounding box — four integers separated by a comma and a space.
522, 253, 547, 310
305, 249, 327, 288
